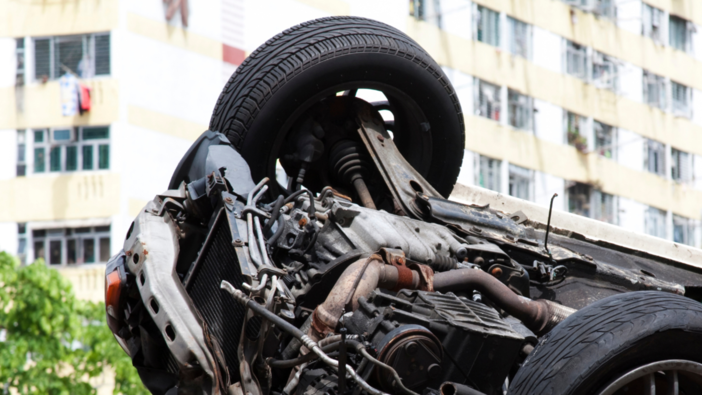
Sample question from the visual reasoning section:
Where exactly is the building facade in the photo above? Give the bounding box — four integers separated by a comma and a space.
0, 0, 701, 305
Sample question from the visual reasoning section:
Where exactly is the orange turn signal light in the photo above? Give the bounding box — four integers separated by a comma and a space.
105, 270, 123, 319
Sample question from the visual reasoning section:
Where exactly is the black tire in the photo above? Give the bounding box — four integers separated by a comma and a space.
508, 291, 702, 395
209, 16, 464, 198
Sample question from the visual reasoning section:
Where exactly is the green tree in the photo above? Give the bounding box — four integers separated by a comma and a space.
0, 252, 148, 395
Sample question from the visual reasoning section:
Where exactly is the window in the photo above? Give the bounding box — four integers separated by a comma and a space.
669, 15, 691, 52
562, 0, 615, 18
409, 0, 426, 20
508, 89, 533, 131
643, 71, 667, 110
644, 139, 666, 176
508, 17, 532, 59
32, 126, 110, 173
594, 121, 615, 159
475, 6, 500, 47
592, 51, 617, 91
33, 33, 110, 81
567, 182, 591, 218
671, 81, 691, 118
566, 40, 588, 80
508, 164, 533, 201
673, 215, 694, 246
565, 112, 587, 152
671, 148, 693, 182
592, 190, 617, 224
16, 130, 27, 176
32, 225, 111, 265
474, 79, 501, 121
475, 155, 501, 192
645, 206, 667, 239
16, 38, 25, 86
642, 4, 664, 43
18, 223, 27, 265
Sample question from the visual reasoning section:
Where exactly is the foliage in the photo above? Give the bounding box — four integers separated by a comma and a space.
0, 252, 148, 395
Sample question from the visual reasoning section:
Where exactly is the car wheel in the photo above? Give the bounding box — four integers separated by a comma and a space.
508, 291, 702, 395
207, 16, 465, 198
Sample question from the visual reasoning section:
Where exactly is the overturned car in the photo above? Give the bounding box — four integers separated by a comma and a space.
106, 17, 702, 395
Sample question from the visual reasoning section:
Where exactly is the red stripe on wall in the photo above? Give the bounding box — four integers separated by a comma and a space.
223, 44, 245, 66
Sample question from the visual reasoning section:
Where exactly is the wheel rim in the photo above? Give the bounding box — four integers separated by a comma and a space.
598, 360, 702, 395
265, 81, 433, 195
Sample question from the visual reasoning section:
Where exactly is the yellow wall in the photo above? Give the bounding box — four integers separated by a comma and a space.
406, 18, 702, 157
0, 79, 120, 130
466, 115, 702, 219
471, 0, 702, 89
0, 173, 121, 222
0, 0, 119, 37
644, 0, 702, 25
127, 13, 222, 60
128, 105, 208, 141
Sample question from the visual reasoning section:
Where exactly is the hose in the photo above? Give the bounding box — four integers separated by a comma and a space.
358, 348, 419, 395
264, 195, 285, 234
221, 281, 389, 395
283, 189, 316, 218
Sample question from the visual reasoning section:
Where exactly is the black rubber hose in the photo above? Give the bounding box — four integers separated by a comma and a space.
283, 189, 316, 217
264, 195, 285, 234
267, 217, 286, 246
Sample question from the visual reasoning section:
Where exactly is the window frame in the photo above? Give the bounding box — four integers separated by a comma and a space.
592, 51, 618, 91
565, 40, 588, 81
645, 206, 668, 239
475, 155, 502, 193
507, 89, 534, 131
643, 71, 668, 110
32, 32, 110, 82
644, 138, 667, 177
671, 81, 692, 118
508, 164, 534, 201
474, 78, 501, 121
668, 15, 691, 53
594, 121, 616, 159
31, 126, 110, 174
508, 16, 532, 60
475, 5, 500, 47
671, 148, 693, 182
31, 225, 111, 266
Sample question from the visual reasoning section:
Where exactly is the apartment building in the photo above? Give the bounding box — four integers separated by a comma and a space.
0, 0, 700, 304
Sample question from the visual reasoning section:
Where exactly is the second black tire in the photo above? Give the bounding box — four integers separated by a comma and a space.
508, 291, 702, 395
209, 17, 465, 198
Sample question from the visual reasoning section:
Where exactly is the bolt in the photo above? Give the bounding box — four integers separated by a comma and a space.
298, 217, 308, 227
405, 341, 418, 355
234, 239, 243, 246
491, 267, 503, 277
377, 134, 385, 142
427, 364, 442, 379
397, 257, 406, 265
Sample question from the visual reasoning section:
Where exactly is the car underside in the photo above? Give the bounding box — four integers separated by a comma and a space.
106, 16, 702, 395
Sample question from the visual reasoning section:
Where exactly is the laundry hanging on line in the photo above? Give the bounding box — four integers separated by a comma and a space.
59, 73, 92, 116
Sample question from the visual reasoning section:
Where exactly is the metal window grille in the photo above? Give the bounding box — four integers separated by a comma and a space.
15, 38, 25, 86
409, 0, 426, 20
562, 0, 614, 18
645, 206, 667, 239
16, 129, 26, 176
671, 148, 692, 182
592, 51, 618, 91
508, 89, 533, 131
592, 190, 617, 225
643, 71, 667, 110
33, 33, 110, 81
671, 81, 691, 117
508, 17, 531, 59
594, 121, 615, 159
669, 15, 690, 52
644, 139, 666, 176
476, 6, 500, 47
476, 155, 501, 193
566, 40, 588, 80
18, 223, 27, 265
643, 4, 663, 43
31, 225, 111, 265
673, 215, 694, 246
565, 112, 587, 151
31, 126, 110, 173
508, 164, 533, 201
567, 182, 591, 218
475, 79, 501, 121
